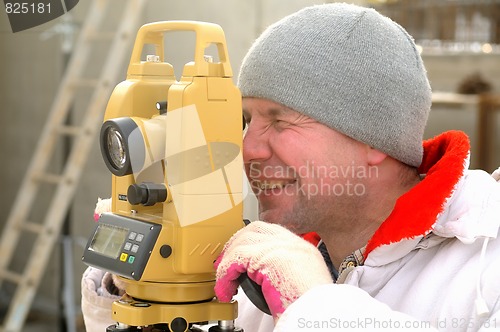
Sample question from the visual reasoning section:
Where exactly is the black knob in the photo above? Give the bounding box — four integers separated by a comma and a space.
170, 317, 188, 332
160, 245, 172, 258
127, 182, 168, 206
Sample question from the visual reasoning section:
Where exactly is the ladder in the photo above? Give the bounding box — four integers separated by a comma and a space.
0, 0, 147, 330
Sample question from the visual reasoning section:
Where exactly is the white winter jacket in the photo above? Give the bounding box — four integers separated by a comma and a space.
235, 131, 500, 331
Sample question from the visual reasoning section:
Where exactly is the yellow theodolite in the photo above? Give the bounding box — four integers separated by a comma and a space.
82, 21, 244, 332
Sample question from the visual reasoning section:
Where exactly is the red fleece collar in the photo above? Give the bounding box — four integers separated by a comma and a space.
302, 232, 322, 246
301, 131, 471, 255
365, 130, 470, 256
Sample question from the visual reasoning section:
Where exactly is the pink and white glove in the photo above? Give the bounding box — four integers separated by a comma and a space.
93, 197, 112, 221
214, 221, 333, 319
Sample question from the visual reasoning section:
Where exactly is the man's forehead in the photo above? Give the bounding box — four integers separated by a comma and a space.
242, 99, 297, 118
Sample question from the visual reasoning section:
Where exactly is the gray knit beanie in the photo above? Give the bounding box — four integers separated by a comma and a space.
238, 3, 432, 167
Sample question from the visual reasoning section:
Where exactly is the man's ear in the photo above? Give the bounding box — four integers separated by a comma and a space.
367, 147, 388, 166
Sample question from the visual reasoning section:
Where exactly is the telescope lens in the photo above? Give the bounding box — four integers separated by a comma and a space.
100, 118, 137, 176
107, 127, 127, 169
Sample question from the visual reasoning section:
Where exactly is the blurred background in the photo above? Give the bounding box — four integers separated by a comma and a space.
0, 0, 499, 331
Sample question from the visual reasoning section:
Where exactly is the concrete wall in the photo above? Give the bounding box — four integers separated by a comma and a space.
0, 0, 498, 330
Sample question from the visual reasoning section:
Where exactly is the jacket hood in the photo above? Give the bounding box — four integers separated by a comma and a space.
433, 169, 500, 243
365, 130, 500, 265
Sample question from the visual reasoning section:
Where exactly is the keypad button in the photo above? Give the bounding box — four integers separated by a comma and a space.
129, 232, 137, 240
136, 233, 144, 242
120, 253, 128, 262
128, 256, 135, 264
131, 244, 139, 253
124, 242, 132, 251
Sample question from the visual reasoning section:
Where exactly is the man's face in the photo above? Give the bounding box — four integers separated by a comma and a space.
243, 98, 370, 234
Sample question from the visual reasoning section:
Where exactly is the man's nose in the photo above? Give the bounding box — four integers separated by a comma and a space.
243, 124, 272, 164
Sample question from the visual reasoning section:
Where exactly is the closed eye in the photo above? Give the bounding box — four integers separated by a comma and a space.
274, 119, 290, 129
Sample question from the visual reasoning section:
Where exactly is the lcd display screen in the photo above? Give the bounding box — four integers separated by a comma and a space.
89, 223, 129, 259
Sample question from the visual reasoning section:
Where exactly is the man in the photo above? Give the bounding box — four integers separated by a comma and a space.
82, 3, 500, 331
213, 3, 500, 331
